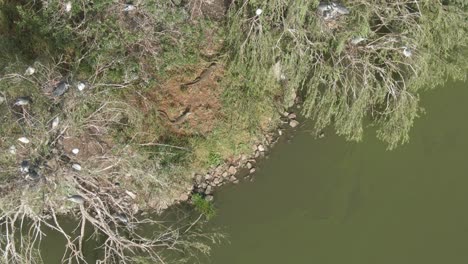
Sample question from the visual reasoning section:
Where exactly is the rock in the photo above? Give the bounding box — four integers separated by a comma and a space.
241, 154, 248, 161
204, 174, 213, 181
195, 174, 203, 184
228, 165, 237, 175
205, 185, 213, 195
222, 172, 229, 178
179, 193, 189, 201
288, 113, 297, 119
0, 95, 5, 104
246, 162, 253, 169
205, 195, 214, 202
289, 120, 299, 128
251, 144, 258, 151
213, 177, 223, 185
257, 144, 265, 152
229, 176, 237, 182
233, 180, 239, 184
254, 151, 260, 158
249, 168, 256, 174
200, 183, 208, 189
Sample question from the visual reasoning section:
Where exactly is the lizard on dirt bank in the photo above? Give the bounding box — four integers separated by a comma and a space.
180, 62, 217, 90
157, 106, 192, 124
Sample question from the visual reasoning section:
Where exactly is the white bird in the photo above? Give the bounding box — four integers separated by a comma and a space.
77, 82, 86, 91
24, 66, 35, 76
123, 4, 136, 12
402, 46, 412, 57
14, 97, 31, 106
18, 137, 30, 144
351, 36, 366, 45
72, 164, 82, 171
72, 148, 80, 155
9, 145, 16, 155
65, 1, 72, 12
52, 116, 60, 129
256, 8, 263, 16
67, 195, 85, 204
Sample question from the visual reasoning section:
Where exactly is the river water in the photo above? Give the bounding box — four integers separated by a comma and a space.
208, 80, 468, 264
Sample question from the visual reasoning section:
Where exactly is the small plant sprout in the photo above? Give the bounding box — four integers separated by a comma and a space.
72, 163, 82, 171
72, 148, 80, 155
18, 137, 30, 144
255, 8, 263, 16
9, 145, 16, 155
65, 1, 72, 12
402, 46, 413, 57
52, 116, 60, 129
76, 82, 86, 91
24, 66, 35, 76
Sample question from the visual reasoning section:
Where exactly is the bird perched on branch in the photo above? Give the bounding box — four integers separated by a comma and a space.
67, 195, 85, 204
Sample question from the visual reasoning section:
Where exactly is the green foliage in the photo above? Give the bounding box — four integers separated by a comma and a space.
226, 0, 468, 149
191, 194, 216, 219
207, 151, 223, 166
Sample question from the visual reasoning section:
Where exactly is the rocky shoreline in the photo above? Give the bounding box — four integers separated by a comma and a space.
176, 110, 301, 204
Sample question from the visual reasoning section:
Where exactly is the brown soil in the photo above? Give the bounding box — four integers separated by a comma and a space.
144, 62, 225, 136
188, 0, 231, 21
61, 133, 113, 162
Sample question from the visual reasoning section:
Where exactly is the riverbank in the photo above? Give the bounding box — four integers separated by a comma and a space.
0, 0, 466, 263
0, 1, 297, 262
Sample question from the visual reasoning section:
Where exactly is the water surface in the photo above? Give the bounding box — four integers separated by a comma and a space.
209, 80, 468, 264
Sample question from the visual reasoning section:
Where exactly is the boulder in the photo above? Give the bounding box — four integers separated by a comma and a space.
257, 144, 265, 152
179, 193, 189, 201
289, 120, 300, 128
228, 165, 237, 175
205, 185, 213, 195
288, 113, 297, 119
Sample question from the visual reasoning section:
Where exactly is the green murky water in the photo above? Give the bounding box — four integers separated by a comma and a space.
208, 80, 468, 264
